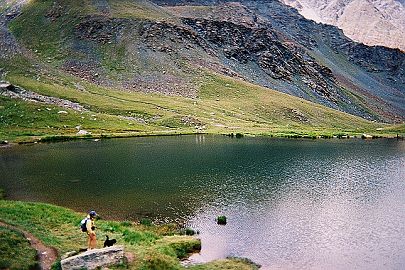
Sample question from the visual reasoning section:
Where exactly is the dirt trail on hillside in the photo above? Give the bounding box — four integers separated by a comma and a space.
0, 85, 87, 111
0, 221, 58, 270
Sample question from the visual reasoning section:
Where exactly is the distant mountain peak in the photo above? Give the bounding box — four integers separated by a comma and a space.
281, 0, 405, 51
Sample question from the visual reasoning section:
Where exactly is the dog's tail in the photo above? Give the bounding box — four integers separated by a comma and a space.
105, 235, 109, 240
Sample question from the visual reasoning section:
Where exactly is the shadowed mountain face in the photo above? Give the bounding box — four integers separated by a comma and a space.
3, 0, 405, 124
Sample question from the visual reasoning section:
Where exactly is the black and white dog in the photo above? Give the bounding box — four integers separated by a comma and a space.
103, 235, 117, 248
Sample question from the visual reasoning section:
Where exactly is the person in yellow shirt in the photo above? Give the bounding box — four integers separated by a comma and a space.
86, 210, 97, 250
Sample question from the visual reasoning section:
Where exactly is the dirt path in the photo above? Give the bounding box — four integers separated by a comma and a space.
0, 85, 87, 112
0, 221, 58, 270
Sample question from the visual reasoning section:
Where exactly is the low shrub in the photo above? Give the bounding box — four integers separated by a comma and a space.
217, 216, 227, 225
140, 218, 153, 226
51, 260, 62, 270
120, 221, 132, 227
184, 228, 197, 236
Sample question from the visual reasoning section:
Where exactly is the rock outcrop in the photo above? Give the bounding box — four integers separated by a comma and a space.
0, 83, 86, 111
0, 82, 15, 91
0, 0, 28, 59
61, 246, 125, 270
281, 0, 405, 51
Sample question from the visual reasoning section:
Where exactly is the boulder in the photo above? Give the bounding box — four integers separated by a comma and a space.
361, 134, 373, 139
77, 129, 91, 135
0, 82, 15, 92
61, 246, 125, 270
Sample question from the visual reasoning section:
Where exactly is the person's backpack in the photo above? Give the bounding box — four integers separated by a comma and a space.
80, 218, 88, 232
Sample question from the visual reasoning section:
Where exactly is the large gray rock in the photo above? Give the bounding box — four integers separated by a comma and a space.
281, 0, 405, 51
0, 82, 15, 92
61, 246, 125, 270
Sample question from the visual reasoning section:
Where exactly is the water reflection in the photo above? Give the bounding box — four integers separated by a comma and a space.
1, 136, 405, 269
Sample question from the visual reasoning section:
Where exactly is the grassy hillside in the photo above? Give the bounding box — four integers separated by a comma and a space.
2, 54, 400, 143
1, 0, 403, 143
0, 200, 258, 269
0, 226, 38, 270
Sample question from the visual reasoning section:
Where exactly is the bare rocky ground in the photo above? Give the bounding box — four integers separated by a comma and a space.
0, 83, 87, 111
92, 0, 111, 14
0, 1, 90, 112
0, 0, 28, 59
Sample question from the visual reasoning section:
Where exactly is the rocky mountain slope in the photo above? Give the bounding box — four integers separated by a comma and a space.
281, 0, 405, 51
152, 0, 405, 122
0, 0, 404, 141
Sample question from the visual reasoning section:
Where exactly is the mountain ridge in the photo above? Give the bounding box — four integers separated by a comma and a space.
281, 0, 405, 51
152, 0, 405, 122
0, 0, 404, 142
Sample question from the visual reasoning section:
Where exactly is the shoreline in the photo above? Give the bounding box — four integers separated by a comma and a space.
1, 129, 404, 147
0, 199, 260, 269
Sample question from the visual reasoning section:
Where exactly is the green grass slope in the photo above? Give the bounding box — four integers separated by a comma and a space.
0, 53, 397, 140
8, 0, 173, 61
0, 0, 403, 142
0, 226, 38, 270
1, 55, 401, 142
0, 200, 259, 269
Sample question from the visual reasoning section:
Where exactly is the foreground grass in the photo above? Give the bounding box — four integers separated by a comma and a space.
0, 227, 38, 270
0, 200, 258, 269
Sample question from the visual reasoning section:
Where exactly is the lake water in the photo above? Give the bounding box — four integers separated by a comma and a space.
1, 135, 405, 269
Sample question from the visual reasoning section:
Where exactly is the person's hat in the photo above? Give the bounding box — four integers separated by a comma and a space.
89, 210, 97, 217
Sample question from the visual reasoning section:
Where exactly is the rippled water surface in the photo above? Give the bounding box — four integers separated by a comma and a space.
1, 136, 405, 269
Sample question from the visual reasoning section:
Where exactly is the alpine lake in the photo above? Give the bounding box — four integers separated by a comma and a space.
1, 135, 404, 269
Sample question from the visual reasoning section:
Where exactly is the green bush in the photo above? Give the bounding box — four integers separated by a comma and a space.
120, 221, 132, 227
217, 216, 227, 225
184, 228, 197, 236
140, 218, 153, 226
51, 260, 62, 270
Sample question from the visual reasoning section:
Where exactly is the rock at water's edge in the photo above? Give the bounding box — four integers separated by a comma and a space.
61, 246, 125, 270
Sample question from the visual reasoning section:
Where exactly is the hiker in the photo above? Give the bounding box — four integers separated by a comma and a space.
82, 210, 97, 250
